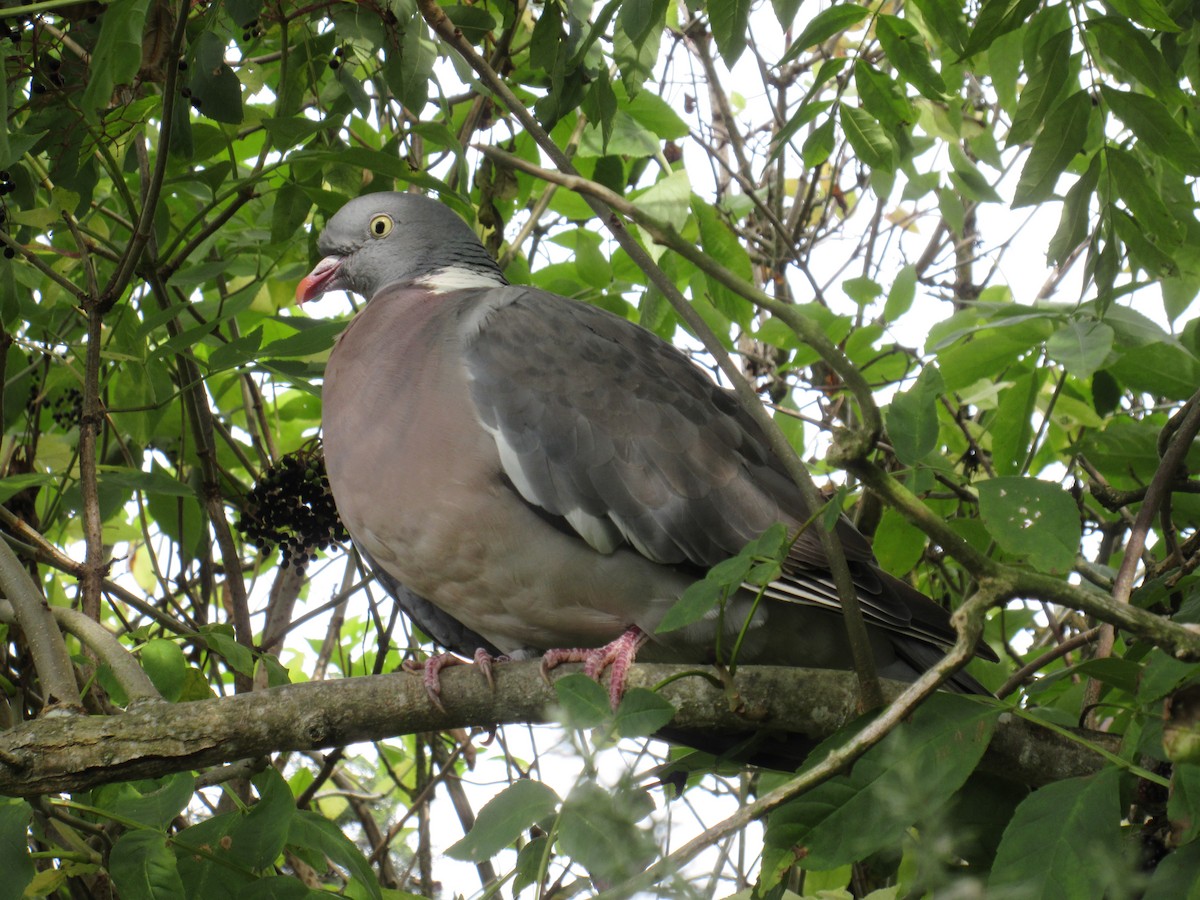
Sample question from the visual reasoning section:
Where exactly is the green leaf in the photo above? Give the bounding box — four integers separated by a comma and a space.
0, 801, 35, 898
1047, 153, 1100, 267
934, 317, 1055, 391
240, 770, 297, 869
765, 694, 1000, 870
80, 0, 152, 116
1101, 0, 1181, 32
854, 61, 914, 130
780, 5, 869, 64
709, 0, 752, 65
582, 71, 618, 153
771, 0, 804, 29
259, 319, 344, 359
1106, 147, 1184, 244
447, 780, 560, 862
871, 506, 927, 576
1006, 29, 1072, 149
190, 31, 244, 125
990, 369, 1040, 477
385, 12, 435, 111
960, 0, 1041, 59
1102, 87, 1200, 175
614, 0, 668, 94
272, 183, 313, 245
886, 365, 944, 465
801, 113, 836, 167
558, 781, 655, 883
225, 0, 261, 28
553, 673, 611, 728
976, 476, 1081, 574
208, 326, 264, 372
200, 626, 256, 676
988, 769, 1122, 898
513, 836, 550, 898
1086, 17, 1183, 104
1112, 209, 1179, 279
624, 90, 690, 140
1145, 840, 1200, 900
262, 117, 325, 149
949, 145, 1002, 202
1168, 764, 1200, 845
842, 275, 882, 306
0, 472, 56, 501
109, 830, 186, 899
875, 15, 946, 100
1013, 90, 1091, 207
287, 811, 383, 900
104, 774, 196, 830
632, 169, 691, 228
839, 103, 896, 172
443, 5, 495, 43
1106, 334, 1198, 399
1045, 320, 1114, 379
883, 265, 917, 321
656, 576, 723, 633
97, 466, 197, 499
140, 639, 188, 703
658, 523, 788, 633
909, 0, 968, 55
614, 688, 676, 738
620, 0, 663, 45
694, 198, 754, 326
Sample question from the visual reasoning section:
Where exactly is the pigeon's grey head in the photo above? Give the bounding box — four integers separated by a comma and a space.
296, 192, 506, 303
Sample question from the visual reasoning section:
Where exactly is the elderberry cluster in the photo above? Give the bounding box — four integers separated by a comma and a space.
51, 387, 82, 429
241, 18, 263, 41
0, 17, 26, 45
237, 450, 348, 569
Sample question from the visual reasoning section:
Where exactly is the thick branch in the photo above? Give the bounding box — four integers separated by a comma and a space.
0, 661, 1113, 797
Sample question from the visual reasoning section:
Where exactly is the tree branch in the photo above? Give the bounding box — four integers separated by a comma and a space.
0, 661, 1116, 797
0, 536, 80, 711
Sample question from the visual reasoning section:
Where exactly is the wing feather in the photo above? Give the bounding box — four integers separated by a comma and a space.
460, 286, 963, 648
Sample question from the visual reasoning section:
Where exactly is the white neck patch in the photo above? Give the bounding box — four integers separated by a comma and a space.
417, 266, 506, 294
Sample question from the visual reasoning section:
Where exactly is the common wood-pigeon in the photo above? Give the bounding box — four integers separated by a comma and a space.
298, 192, 996, 704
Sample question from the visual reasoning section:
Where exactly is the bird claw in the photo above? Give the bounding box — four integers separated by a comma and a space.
405, 649, 505, 712
540, 626, 648, 709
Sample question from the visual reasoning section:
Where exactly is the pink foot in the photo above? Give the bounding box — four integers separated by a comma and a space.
404, 648, 503, 712
540, 626, 648, 708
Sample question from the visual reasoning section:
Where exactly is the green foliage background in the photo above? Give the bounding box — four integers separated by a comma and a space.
0, 0, 1199, 896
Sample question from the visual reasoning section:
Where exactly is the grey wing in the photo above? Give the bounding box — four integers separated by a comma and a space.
460, 287, 940, 641
463, 287, 803, 565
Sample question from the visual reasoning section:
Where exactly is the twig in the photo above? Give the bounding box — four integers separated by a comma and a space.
1086, 390, 1200, 723
99, 0, 189, 312
0, 602, 160, 703
996, 626, 1102, 700
70, 211, 107, 623
0, 535, 80, 710
839, 450, 1200, 660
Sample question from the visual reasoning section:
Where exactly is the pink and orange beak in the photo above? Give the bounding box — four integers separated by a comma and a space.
296, 255, 345, 304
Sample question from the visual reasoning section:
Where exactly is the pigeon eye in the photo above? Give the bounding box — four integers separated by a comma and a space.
369, 214, 393, 238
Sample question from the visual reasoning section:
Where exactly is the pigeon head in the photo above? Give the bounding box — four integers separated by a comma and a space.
296, 192, 506, 303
